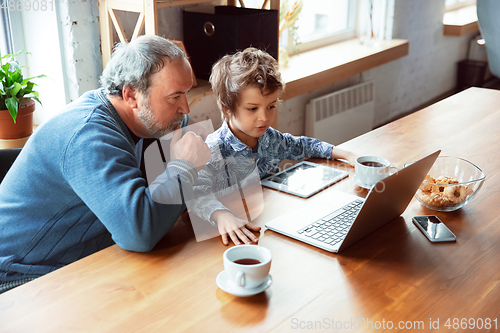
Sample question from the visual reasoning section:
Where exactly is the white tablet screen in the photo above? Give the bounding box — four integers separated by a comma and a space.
261, 161, 348, 198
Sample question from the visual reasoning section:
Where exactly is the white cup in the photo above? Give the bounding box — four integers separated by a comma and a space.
223, 245, 272, 289
355, 156, 398, 186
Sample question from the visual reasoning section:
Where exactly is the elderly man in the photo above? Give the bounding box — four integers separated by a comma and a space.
0, 35, 210, 293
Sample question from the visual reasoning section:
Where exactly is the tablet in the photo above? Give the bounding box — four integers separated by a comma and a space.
261, 161, 349, 198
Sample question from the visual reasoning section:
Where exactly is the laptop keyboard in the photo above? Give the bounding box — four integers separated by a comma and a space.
297, 199, 364, 246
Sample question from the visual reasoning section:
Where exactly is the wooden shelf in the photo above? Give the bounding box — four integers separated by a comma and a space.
443, 5, 479, 36
280, 38, 409, 100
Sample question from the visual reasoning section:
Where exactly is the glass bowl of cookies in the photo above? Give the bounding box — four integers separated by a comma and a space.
412, 156, 486, 212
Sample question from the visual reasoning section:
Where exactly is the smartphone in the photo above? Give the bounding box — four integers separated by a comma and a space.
412, 215, 456, 242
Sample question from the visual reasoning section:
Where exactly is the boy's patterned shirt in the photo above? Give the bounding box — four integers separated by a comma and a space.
189, 121, 334, 224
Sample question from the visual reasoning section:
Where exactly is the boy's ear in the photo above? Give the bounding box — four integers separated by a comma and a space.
221, 103, 233, 118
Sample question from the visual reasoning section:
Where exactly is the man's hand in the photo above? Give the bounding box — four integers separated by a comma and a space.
170, 126, 211, 171
212, 210, 261, 245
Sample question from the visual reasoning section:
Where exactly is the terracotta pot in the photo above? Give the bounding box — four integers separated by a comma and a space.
0, 99, 35, 140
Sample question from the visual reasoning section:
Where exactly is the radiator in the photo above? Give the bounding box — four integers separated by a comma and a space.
305, 81, 375, 145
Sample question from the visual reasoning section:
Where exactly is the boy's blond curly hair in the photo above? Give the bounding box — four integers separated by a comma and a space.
209, 47, 285, 120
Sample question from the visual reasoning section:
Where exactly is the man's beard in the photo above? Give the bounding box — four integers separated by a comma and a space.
138, 94, 185, 138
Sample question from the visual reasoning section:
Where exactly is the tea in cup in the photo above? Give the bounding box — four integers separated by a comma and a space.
223, 245, 272, 289
355, 156, 398, 186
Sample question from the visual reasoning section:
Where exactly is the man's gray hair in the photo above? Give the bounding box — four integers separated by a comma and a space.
100, 35, 186, 97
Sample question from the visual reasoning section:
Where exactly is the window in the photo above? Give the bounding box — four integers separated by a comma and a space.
0, 7, 67, 125
235, 0, 357, 54
279, 0, 393, 56
227, 0, 394, 63
445, 0, 476, 12
284, 0, 357, 54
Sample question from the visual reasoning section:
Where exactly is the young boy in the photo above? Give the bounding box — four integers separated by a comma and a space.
191, 47, 358, 246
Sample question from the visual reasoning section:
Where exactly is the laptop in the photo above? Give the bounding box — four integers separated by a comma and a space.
265, 150, 440, 253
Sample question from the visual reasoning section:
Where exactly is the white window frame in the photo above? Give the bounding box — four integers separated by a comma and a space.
284, 0, 359, 55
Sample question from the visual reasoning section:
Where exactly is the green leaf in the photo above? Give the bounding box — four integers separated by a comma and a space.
11, 82, 22, 96
8, 60, 21, 72
0, 50, 30, 62
5, 84, 17, 96
5, 97, 18, 123
25, 81, 35, 92
0, 54, 11, 61
5, 73, 13, 87
12, 70, 22, 83
31, 94, 42, 106
23, 74, 46, 83
4, 86, 14, 98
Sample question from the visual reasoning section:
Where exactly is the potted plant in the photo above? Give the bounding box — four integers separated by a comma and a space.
0, 50, 45, 140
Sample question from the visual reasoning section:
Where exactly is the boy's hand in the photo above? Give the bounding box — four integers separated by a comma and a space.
212, 210, 261, 245
331, 147, 359, 167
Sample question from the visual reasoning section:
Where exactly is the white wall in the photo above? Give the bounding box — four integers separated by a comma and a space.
368, 0, 471, 126
56, 0, 102, 104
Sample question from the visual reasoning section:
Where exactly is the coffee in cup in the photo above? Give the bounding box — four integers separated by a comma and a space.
355, 156, 398, 187
223, 245, 272, 289
360, 161, 385, 167
233, 258, 261, 265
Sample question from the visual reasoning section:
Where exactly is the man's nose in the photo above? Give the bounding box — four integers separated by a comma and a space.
179, 94, 190, 114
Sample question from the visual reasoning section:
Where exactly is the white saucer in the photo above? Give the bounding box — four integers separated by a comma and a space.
216, 270, 272, 297
351, 174, 374, 189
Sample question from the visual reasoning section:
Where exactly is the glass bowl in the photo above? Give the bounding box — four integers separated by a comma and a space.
408, 156, 486, 212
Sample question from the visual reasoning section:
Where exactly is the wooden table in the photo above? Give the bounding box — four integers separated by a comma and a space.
1, 87, 499, 332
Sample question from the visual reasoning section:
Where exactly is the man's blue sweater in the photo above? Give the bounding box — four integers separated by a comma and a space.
0, 89, 196, 282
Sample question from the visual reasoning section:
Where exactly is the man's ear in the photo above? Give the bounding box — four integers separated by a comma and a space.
122, 85, 139, 109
